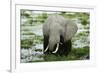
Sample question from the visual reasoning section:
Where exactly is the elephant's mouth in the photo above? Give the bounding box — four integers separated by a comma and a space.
44, 42, 62, 53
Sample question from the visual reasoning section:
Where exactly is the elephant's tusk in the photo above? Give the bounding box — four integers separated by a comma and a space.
44, 45, 48, 52
52, 43, 59, 53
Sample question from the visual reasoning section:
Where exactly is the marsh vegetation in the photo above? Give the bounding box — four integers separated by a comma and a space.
20, 10, 90, 63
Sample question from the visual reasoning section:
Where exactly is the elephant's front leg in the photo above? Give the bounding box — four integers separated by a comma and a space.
63, 40, 72, 56
57, 35, 65, 56
43, 35, 49, 54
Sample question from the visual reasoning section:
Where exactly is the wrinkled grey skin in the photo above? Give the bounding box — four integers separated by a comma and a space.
43, 14, 78, 55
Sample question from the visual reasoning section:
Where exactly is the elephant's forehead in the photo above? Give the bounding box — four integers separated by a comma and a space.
50, 23, 60, 29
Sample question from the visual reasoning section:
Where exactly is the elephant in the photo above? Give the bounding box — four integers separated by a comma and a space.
43, 14, 78, 56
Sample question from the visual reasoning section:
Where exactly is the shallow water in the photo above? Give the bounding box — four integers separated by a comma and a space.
21, 44, 44, 63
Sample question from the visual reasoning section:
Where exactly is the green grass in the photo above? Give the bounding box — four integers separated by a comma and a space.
66, 48, 89, 60
46, 48, 89, 61
22, 32, 35, 35
31, 47, 89, 62
21, 39, 33, 48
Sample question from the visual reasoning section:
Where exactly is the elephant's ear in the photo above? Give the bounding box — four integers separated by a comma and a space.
65, 20, 78, 41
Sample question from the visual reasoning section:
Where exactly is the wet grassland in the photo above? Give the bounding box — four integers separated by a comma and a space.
20, 10, 90, 63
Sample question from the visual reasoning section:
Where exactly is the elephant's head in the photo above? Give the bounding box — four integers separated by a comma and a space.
44, 29, 62, 53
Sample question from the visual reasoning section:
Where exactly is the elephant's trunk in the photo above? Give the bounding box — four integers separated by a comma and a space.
49, 32, 60, 53
49, 41, 55, 51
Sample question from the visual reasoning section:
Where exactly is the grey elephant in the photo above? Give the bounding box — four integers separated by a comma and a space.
43, 14, 78, 56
